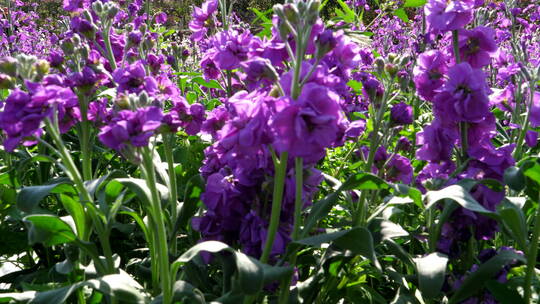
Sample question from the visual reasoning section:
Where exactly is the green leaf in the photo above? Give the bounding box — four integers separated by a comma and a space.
190, 76, 224, 90
175, 241, 264, 294
113, 178, 169, 211
340, 172, 389, 191
449, 250, 526, 304
17, 179, 74, 213
414, 252, 448, 298
302, 192, 339, 236
524, 162, 540, 185
59, 194, 86, 237
336, 0, 356, 23
23, 215, 77, 246
403, 0, 427, 7
425, 185, 495, 216
485, 280, 525, 304
368, 218, 408, 243
393, 8, 409, 22
497, 199, 527, 252
294, 227, 381, 270
504, 166, 525, 191
151, 280, 205, 304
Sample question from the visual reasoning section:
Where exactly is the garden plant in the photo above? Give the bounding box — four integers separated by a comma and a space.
0, 0, 539, 303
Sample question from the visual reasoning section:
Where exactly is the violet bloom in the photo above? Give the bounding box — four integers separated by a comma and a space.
154, 12, 167, 25
458, 26, 497, 68
189, 0, 218, 42
163, 98, 206, 135
416, 119, 459, 162
528, 92, 540, 127
63, 0, 89, 12
0, 90, 45, 151
209, 30, 253, 70
112, 61, 158, 95
201, 106, 229, 139
425, 0, 474, 33
413, 50, 448, 101
271, 83, 346, 164
98, 106, 163, 152
390, 102, 413, 125
434, 62, 490, 124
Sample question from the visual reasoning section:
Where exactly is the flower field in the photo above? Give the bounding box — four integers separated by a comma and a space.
0, 0, 539, 303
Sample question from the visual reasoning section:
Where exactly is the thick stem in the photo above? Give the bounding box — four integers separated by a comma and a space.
45, 120, 116, 272
103, 25, 118, 70
142, 147, 172, 304
514, 81, 536, 160
163, 134, 179, 255
260, 151, 288, 264
277, 157, 304, 303
524, 192, 540, 304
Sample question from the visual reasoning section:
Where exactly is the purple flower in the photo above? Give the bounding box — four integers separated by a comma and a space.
390, 102, 413, 125
271, 83, 346, 164
416, 120, 459, 162
201, 106, 229, 139
112, 61, 158, 95
209, 30, 253, 70
529, 92, 540, 127
189, 0, 218, 42
425, 0, 474, 33
163, 98, 206, 135
526, 130, 538, 147
98, 106, 163, 152
434, 62, 490, 124
63, 0, 89, 12
154, 12, 167, 25
413, 50, 448, 101
458, 26, 497, 68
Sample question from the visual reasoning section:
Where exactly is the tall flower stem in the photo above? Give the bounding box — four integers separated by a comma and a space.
103, 24, 117, 71
163, 134, 178, 255
452, 30, 469, 163
277, 157, 304, 303
524, 192, 540, 304
260, 151, 289, 264
44, 119, 115, 274
514, 79, 536, 160
141, 146, 172, 304
77, 95, 93, 181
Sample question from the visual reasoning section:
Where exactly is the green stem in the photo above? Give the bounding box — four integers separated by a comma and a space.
260, 151, 288, 264
44, 119, 115, 274
277, 157, 303, 303
514, 81, 536, 160
103, 24, 117, 70
524, 192, 540, 304
163, 134, 178, 255
78, 95, 93, 181
452, 30, 470, 163
142, 147, 172, 304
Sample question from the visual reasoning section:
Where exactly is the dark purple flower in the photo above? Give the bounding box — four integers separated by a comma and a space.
413, 50, 448, 101
529, 92, 540, 127
271, 83, 346, 164
98, 106, 163, 152
458, 26, 497, 68
112, 61, 158, 95
189, 0, 218, 42
434, 62, 490, 124
416, 119, 459, 162
155, 12, 167, 25
391, 102, 413, 125
425, 0, 474, 33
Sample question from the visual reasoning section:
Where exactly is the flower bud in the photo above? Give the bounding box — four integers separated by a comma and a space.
387, 53, 398, 63
128, 31, 143, 46
273, 4, 285, 19
138, 91, 149, 106
307, 0, 320, 16
140, 24, 147, 35
35, 60, 50, 76
107, 5, 119, 19
0, 57, 17, 77
315, 29, 337, 60
283, 3, 299, 24
115, 94, 130, 109
0, 74, 15, 89
374, 57, 385, 75
385, 63, 397, 78
92, 1, 104, 14
72, 34, 81, 47
61, 39, 75, 55
125, 23, 134, 32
